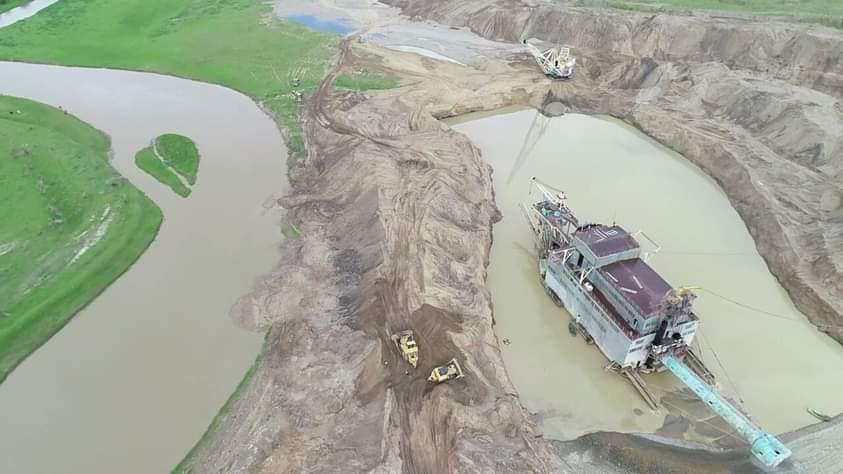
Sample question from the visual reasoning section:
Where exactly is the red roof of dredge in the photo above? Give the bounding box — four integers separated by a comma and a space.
599, 258, 672, 319
575, 225, 639, 258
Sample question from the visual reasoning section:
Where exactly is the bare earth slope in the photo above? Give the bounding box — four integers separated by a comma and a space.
386, 0, 843, 99
190, 42, 570, 473
384, 0, 843, 345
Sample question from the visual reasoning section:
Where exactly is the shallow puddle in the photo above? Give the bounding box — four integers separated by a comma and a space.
285, 14, 354, 35
0, 62, 285, 473
451, 109, 843, 440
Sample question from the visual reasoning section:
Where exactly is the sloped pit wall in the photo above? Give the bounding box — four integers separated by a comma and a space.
383, 0, 843, 345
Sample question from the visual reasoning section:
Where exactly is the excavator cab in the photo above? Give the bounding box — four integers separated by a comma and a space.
391, 330, 419, 368
427, 358, 464, 383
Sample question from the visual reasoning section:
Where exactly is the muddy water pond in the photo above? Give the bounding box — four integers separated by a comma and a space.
451, 109, 843, 441
0, 62, 286, 473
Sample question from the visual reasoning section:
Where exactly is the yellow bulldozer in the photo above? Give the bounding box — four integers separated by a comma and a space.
428, 358, 465, 383
391, 330, 419, 368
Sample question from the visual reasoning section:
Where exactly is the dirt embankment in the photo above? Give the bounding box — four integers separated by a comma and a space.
386, 0, 843, 98
184, 3, 843, 472
188, 42, 571, 473
385, 0, 843, 345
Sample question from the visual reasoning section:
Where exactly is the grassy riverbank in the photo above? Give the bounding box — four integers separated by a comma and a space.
0, 0, 337, 159
173, 355, 260, 474
0, 95, 161, 383
567, 0, 843, 26
0, 0, 338, 465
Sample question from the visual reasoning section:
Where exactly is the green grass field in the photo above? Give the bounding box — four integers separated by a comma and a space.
135, 146, 192, 197
156, 134, 200, 185
0, 0, 28, 15
568, 0, 843, 25
336, 72, 398, 91
0, 0, 337, 159
0, 95, 162, 383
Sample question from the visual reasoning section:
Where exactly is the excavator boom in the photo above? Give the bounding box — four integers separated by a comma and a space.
523, 39, 576, 79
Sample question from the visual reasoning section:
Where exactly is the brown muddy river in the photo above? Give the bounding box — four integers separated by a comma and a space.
0, 62, 285, 473
452, 109, 843, 441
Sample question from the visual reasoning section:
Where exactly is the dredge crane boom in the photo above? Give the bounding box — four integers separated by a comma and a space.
523, 39, 576, 79
661, 355, 792, 467
530, 176, 569, 208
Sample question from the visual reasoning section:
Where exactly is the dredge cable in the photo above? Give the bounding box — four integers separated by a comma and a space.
699, 328, 745, 406
697, 287, 843, 329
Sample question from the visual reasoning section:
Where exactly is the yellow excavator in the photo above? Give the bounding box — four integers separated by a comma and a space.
428, 358, 465, 383
391, 330, 419, 368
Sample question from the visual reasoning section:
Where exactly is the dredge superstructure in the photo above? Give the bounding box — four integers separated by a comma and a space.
523, 39, 576, 79
523, 178, 791, 468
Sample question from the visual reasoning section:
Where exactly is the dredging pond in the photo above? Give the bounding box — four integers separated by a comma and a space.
452, 109, 843, 442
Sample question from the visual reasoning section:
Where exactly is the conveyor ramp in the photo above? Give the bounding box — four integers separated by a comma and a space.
661, 355, 791, 467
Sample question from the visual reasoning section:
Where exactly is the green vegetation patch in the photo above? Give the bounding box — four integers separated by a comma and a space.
135, 134, 199, 197
0, 0, 29, 15
155, 134, 200, 185
0, 0, 338, 161
281, 220, 302, 239
336, 69, 398, 91
0, 95, 162, 383
567, 0, 843, 25
135, 146, 192, 197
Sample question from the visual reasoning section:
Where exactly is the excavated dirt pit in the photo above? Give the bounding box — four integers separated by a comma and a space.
452, 109, 843, 446
185, 0, 843, 471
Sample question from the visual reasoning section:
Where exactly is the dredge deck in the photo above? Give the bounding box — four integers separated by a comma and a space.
525, 178, 791, 468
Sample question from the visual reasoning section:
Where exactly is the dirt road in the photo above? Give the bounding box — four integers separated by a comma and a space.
182, 1, 843, 472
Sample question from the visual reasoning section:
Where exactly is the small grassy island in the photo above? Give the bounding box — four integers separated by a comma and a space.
135, 134, 200, 198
